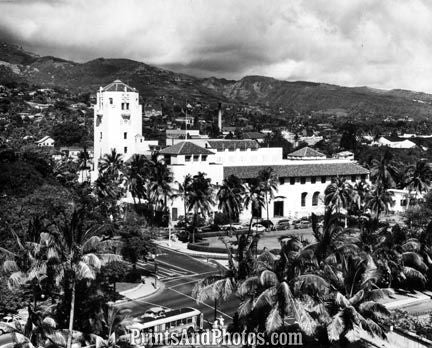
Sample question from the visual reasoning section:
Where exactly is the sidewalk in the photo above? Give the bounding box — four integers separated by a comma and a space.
380, 290, 431, 310
116, 276, 165, 303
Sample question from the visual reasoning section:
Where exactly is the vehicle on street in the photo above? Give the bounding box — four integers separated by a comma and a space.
129, 307, 203, 339
259, 220, 275, 231
251, 223, 266, 232
220, 223, 244, 231
276, 219, 291, 230
293, 220, 312, 229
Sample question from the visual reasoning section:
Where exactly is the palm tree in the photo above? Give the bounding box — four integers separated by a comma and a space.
43, 207, 121, 348
99, 149, 124, 178
364, 186, 394, 219
217, 174, 244, 230
187, 172, 215, 243
324, 177, 354, 226
243, 178, 265, 232
370, 152, 399, 190
147, 152, 174, 225
258, 168, 279, 221
1, 217, 48, 308
90, 307, 133, 348
125, 154, 148, 206
322, 254, 392, 343
77, 147, 91, 182
176, 174, 193, 227
403, 160, 432, 205
237, 269, 319, 336
308, 212, 359, 264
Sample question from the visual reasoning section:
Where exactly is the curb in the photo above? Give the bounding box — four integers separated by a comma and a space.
384, 293, 430, 310
155, 241, 228, 260
115, 282, 165, 305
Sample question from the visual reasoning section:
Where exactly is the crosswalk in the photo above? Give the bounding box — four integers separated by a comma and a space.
136, 259, 197, 280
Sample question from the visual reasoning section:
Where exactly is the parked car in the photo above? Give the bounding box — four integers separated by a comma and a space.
293, 220, 312, 229
220, 223, 244, 231
276, 219, 291, 230
251, 223, 266, 232
259, 220, 275, 231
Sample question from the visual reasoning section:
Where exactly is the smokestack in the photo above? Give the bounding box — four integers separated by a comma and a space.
218, 102, 222, 131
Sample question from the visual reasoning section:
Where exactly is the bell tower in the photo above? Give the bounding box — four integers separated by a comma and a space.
93, 80, 143, 162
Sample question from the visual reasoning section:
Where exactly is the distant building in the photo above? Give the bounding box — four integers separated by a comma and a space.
36, 136, 55, 147
333, 151, 355, 161
243, 131, 266, 143
143, 104, 163, 118
374, 136, 416, 149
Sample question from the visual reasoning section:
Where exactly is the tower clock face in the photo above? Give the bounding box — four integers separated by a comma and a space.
121, 93, 129, 102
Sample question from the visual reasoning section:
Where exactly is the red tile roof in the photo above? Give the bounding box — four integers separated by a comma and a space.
159, 142, 214, 155
224, 162, 369, 179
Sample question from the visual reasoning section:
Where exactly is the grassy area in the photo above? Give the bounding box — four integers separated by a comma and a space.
116, 282, 139, 293
204, 228, 315, 250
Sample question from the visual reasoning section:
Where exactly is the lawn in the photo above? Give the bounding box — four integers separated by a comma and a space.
204, 228, 315, 250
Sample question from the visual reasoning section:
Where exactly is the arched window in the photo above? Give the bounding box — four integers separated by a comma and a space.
312, 191, 320, 206
301, 192, 307, 207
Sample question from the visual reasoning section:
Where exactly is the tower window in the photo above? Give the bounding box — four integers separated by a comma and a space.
121, 103, 124, 110
185, 155, 191, 162
124, 132, 127, 139
109, 98, 113, 104
202, 155, 207, 161
290, 177, 295, 185
311, 177, 316, 184
300, 177, 306, 184
321, 176, 326, 183
126, 103, 129, 110
193, 155, 199, 161
100, 132, 102, 140
124, 147, 127, 154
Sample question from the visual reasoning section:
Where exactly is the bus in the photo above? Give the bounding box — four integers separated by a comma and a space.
129, 307, 203, 337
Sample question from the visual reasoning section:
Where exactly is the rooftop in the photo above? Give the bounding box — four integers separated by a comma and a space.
159, 141, 214, 155
287, 147, 326, 158
243, 131, 266, 139
207, 139, 259, 151
102, 80, 136, 92
224, 162, 369, 179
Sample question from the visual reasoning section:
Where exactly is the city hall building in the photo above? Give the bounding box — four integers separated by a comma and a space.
93, 80, 370, 223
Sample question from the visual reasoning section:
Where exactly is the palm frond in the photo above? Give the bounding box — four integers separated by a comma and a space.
265, 307, 283, 333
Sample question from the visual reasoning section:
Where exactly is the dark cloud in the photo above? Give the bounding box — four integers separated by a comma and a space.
0, 0, 432, 91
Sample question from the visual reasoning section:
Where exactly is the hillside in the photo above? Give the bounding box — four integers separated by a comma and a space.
1, 41, 432, 119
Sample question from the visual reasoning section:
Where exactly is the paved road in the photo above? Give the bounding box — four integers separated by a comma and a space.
119, 246, 240, 326
0, 333, 13, 347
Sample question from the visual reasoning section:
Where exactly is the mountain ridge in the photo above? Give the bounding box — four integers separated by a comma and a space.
1, 41, 432, 119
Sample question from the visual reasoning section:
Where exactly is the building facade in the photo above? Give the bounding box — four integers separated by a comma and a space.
92, 81, 370, 223
93, 80, 159, 163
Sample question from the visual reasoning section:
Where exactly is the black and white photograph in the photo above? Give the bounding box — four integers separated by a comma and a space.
1, 0, 432, 347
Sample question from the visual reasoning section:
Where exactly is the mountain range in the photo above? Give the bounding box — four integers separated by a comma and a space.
1, 41, 432, 119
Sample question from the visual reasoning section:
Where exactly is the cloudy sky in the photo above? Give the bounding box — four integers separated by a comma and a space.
1, 0, 432, 92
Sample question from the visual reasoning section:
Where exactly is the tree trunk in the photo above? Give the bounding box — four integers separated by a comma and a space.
214, 298, 218, 322
266, 192, 269, 221
67, 279, 76, 348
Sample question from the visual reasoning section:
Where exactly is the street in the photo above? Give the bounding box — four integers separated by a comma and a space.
119, 247, 240, 325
